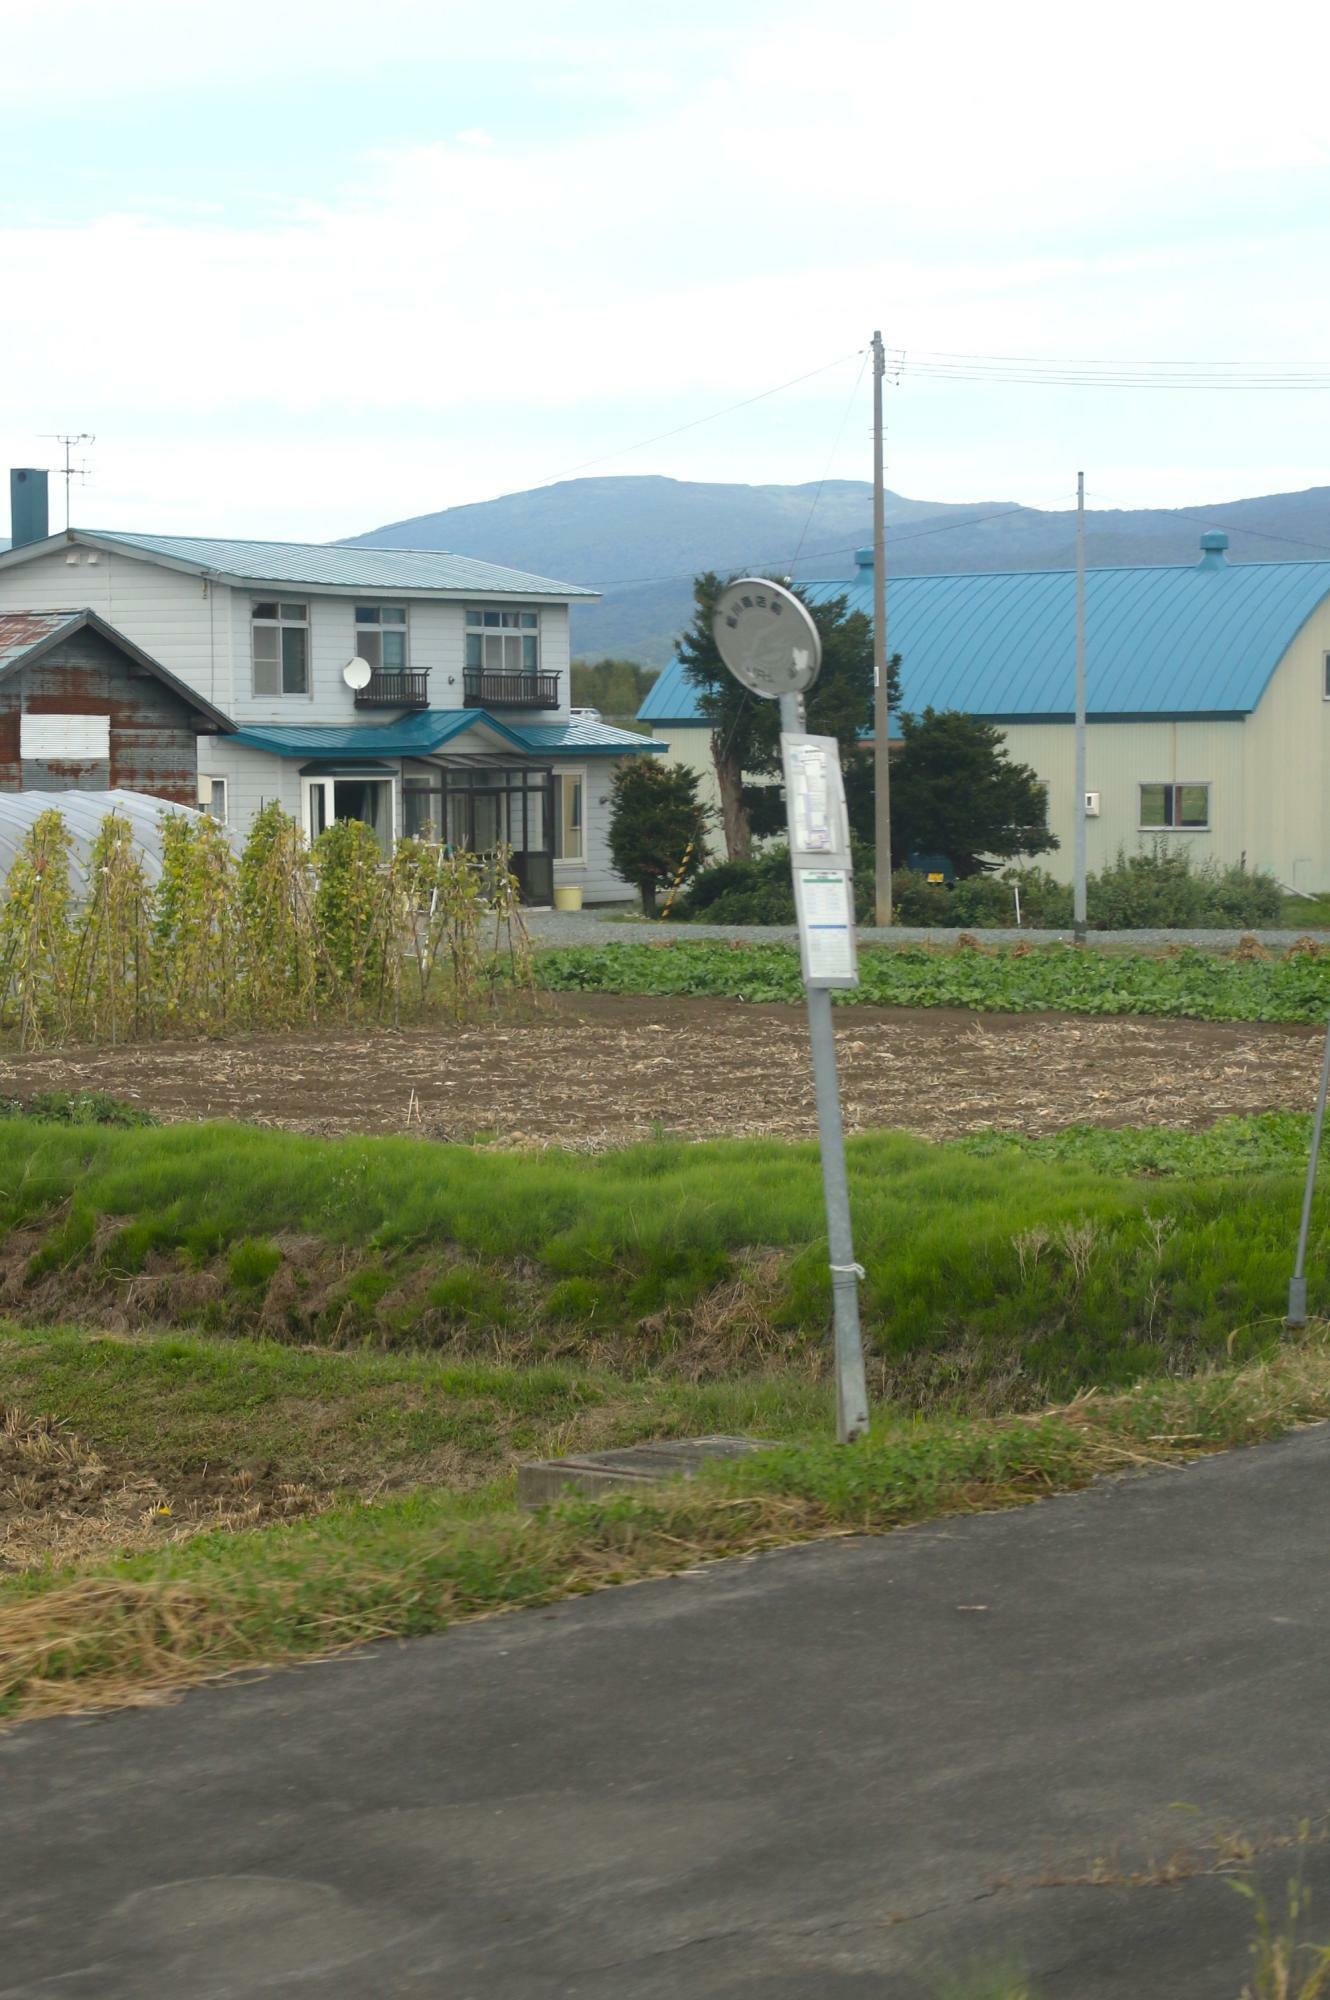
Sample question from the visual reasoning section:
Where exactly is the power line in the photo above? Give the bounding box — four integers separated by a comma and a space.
787, 348, 870, 575
890, 348, 1330, 391
525, 347, 866, 490
1158, 506, 1330, 560
584, 505, 1043, 589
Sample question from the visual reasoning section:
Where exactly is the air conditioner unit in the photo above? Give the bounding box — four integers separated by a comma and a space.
1084, 791, 1101, 817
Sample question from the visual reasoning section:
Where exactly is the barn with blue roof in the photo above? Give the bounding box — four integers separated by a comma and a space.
639, 532, 1330, 890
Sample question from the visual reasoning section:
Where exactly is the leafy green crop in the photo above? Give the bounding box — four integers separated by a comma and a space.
534, 939, 1330, 1023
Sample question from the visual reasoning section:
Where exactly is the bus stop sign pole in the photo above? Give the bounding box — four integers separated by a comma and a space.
713, 578, 871, 1442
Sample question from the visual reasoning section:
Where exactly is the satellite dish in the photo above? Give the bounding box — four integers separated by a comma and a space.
712, 578, 821, 698
343, 656, 373, 690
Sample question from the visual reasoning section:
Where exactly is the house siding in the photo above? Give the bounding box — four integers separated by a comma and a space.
227, 592, 572, 729
1241, 595, 1330, 890
552, 759, 636, 903
997, 718, 1247, 878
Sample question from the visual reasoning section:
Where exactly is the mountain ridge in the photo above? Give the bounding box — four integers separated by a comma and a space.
344, 474, 1330, 665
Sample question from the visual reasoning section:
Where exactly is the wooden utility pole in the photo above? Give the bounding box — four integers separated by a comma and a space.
872, 330, 891, 925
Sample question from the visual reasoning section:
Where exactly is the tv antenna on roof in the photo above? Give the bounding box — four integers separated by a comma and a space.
41, 433, 95, 529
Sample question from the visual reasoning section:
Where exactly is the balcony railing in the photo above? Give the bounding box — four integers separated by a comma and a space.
463, 668, 560, 710
354, 670, 430, 710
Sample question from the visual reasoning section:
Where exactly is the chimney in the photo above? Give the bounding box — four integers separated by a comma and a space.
1198, 529, 1229, 570
9, 468, 50, 550
854, 546, 874, 574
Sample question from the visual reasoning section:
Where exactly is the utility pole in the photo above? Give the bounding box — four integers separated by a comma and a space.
1073, 469, 1087, 941
872, 331, 891, 926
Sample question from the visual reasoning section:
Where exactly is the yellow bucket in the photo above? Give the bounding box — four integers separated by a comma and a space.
553, 884, 584, 912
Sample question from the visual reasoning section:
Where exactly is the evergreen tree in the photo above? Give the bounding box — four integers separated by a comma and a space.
607, 758, 710, 915
888, 709, 1057, 877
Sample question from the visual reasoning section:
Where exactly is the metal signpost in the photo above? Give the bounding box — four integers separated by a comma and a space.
712, 578, 871, 1443
1287, 1011, 1330, 1325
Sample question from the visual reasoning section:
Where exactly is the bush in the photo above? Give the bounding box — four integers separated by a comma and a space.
890, 870, 953, 926
1085, 845, 1282, 930
676, 844, 880, 926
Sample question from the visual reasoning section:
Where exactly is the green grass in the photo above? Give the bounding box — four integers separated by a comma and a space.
0, 1115, 1323, 1400
1281, 894, 1330, 931
7, 1334, 1330, 1720
533, 938, 1330, 1022
0, 1320, 828, 1489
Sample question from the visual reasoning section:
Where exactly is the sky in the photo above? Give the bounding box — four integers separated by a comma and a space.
3, 0, 1330, 542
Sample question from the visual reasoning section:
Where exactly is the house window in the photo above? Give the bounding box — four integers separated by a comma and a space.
252, 601, 309, 696
355, 604, 408, 673
198, 776, 227, 823
553, 770, 585, 861
1323, 652, 1330, 699
1139, 782, 1210, 830
466, 607, 540, 676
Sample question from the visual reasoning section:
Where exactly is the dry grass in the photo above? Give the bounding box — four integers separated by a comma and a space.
6, 1336, 1330, 1724
0, 1400, 320, 1574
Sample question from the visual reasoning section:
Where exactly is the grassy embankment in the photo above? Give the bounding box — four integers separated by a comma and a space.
533, 938, 1330, 1021
2, 1109, 1330, 1716
0, 1112, 1322, 1397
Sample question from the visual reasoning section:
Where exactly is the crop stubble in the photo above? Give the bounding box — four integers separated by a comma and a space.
0, 993, 1320, 1147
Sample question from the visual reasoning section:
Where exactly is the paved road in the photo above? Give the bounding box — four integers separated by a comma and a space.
526, 908, 1329, 951
5, 1430, 1330, 1997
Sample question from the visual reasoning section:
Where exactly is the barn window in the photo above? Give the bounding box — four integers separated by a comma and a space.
252, 601, 309, 697
355, 605, 408, 673
1139, 782, 1209, 830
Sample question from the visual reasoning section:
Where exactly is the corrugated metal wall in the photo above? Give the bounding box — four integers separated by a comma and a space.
0, 626, 201, 804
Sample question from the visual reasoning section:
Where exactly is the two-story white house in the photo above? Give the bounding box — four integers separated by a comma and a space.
0, 518, 664, 903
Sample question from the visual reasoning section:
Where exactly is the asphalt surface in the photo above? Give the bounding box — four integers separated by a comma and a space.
5, 1429, 1330, 1998
526, 908, 1329, 951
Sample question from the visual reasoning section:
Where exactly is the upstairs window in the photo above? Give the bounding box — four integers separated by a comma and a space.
355, 604, 408, 672
1140, 782, 1209, 830
466, 607, 539, 676
252, 601, 309, 697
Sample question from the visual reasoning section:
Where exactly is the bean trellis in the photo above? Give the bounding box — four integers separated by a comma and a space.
0, 804, 533, 1047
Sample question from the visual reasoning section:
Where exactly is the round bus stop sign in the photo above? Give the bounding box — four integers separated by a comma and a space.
712, 577, 822, 699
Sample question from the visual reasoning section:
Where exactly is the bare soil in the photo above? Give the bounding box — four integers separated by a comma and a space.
0, 994, 1321, 1146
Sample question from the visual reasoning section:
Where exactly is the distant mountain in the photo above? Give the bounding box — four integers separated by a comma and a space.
317, 473, 1330, 667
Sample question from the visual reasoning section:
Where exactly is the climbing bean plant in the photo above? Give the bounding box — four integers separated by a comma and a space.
0, 803, 533, 1047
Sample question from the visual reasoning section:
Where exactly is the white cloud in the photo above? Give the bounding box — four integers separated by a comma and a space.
4, 0, 1330, 533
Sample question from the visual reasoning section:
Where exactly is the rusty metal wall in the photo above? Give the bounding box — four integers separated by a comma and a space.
0, 626, 201, 805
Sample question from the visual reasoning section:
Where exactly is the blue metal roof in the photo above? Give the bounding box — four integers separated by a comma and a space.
638, 541, 1330, 723
230, 709, 664, 760
637, 653, 900, 740
70, 531, 597, 599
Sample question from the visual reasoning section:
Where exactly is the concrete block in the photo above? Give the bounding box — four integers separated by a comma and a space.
517, 1435, 767, 1509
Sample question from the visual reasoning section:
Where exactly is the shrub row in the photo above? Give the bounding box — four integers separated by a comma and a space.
672, 843, 1284, 930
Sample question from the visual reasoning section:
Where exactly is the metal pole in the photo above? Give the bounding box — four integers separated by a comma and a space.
1073, 471, 1087, 941
1288, 1013, 1330, 1324
781, 689, 871, 1441
872, 330, 892, 927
